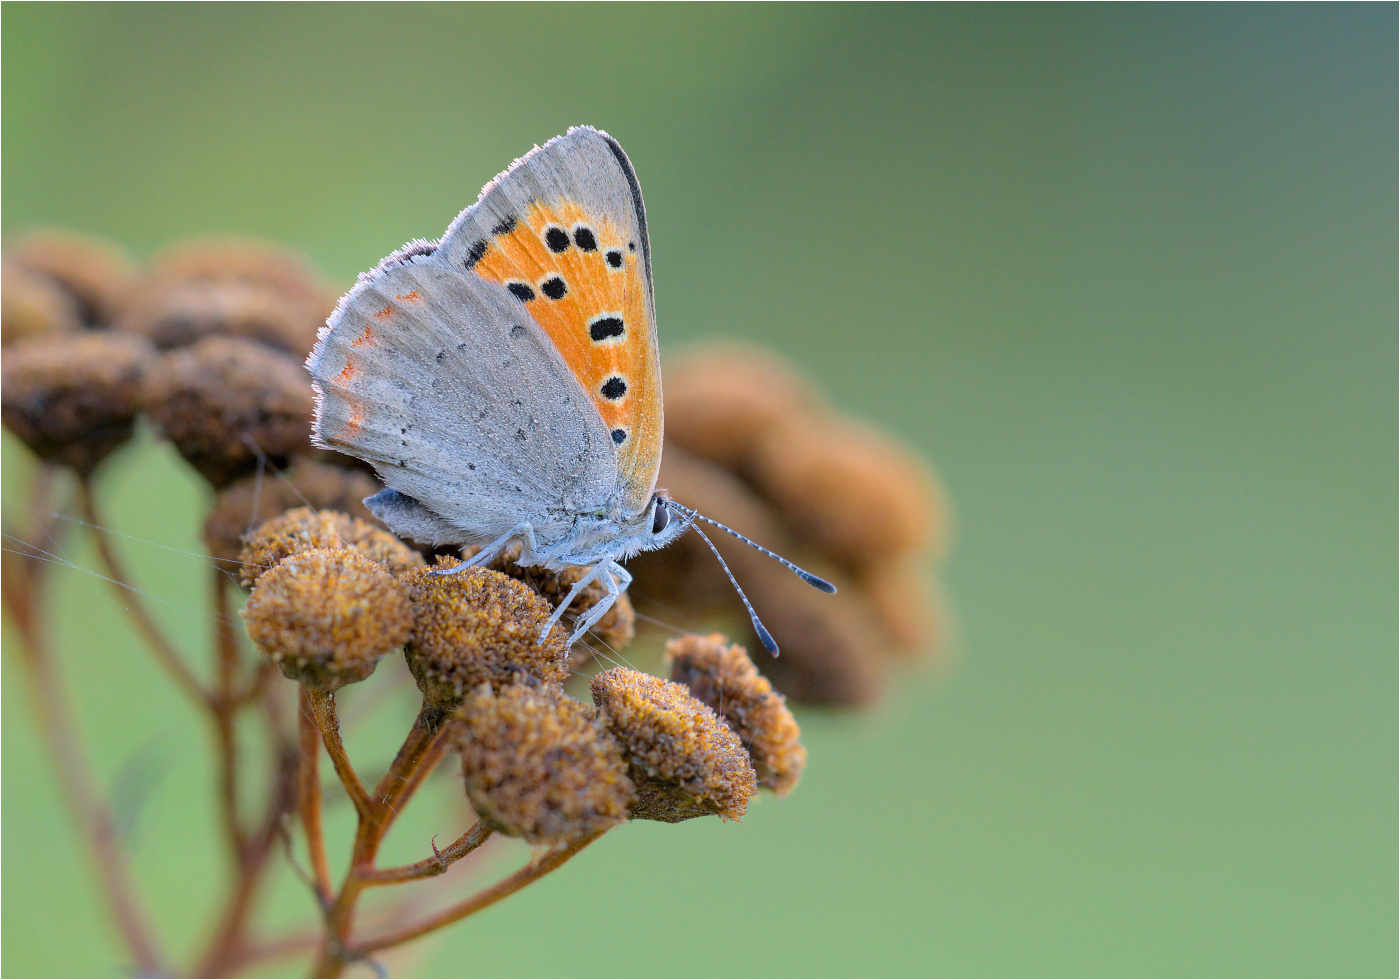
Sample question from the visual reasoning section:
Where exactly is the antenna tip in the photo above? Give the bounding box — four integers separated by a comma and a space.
753, 618, 780, 657
798, 569, 838, 594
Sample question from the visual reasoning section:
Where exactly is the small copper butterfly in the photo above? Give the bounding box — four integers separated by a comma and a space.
308, 126, 833, 652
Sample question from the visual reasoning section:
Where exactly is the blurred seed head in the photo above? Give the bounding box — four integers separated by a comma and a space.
663, 344, 821, 469
484, 543, 636, 662
452, 683, 632, 844
242, 547, 412, 690
400, 558, 570, 710
203, 457, 382, 563
2, 263, 82, 345
751, 416, 944, 570
666, 633, 807, 796
145, 336, 313, 487
5, 230, 138, 327
237, 506, 423, 588
1, 333, 154, 474
117, 239, 336, 355
590, 667, 756, 823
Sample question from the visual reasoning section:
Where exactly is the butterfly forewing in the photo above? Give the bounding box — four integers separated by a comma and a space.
437, 127, 663, 516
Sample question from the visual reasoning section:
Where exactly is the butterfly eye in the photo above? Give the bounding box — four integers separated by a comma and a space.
651, 499, 671, 536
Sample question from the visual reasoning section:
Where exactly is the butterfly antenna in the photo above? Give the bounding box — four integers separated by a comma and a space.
684, 522, 781, 657
671, 504, 838, 594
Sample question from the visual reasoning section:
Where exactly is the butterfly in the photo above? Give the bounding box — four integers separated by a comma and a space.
307, 126, 832, 653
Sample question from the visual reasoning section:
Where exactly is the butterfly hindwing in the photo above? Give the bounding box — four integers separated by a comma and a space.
308, 256, 617, 543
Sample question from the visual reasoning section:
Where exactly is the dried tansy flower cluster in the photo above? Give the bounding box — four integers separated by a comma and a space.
244, 548, 412, 689
2, 230, 949, 977
453, 683, 633, 843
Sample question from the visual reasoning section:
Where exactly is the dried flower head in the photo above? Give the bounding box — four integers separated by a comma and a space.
243, 548, 412, 689
2, 263, 81, 345
202, 457, 382, 563
145, 336, 313, 486
237, 507, 423, 588
117, 239, 335, 355
666, 633, 807, 796
590, 667, 756, 823
401, 558, 570, 709
6, 230, 137, 326
452, 683, 632, 844
1, 333, 154, 474
485, 544, 636, 658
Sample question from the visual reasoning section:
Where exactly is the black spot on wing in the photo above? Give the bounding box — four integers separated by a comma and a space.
573, 226, 598, 251
611, 428, 627, 445
507, 281, 535, 301
541, 277, 567, 300
605, 249, 623, 269
545, 226, 570, 252
600, 376, 627, 400
589, 316, 624, 341
491, 214, 517, 235
464, 239, 488, 269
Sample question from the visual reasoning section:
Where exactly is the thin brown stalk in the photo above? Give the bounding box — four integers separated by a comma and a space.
76, 478, 206, 704
359, 822, 493, 886
354, 830, 606, 957
306, 688, 370, 814
364, 703, 449, 843
298, 687, 334, 905
1, 552, 167, 976
212, 568, 247, 856
310, 703, 456, 977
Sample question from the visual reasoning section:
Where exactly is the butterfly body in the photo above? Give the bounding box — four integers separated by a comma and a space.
308, 127, 687, 640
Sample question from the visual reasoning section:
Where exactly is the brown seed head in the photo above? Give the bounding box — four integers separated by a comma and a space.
203, 458, 382, 563
486, 544, 636, 658
401, 558, 570, 709
237, 507, 423, 588
1, 333, 154, 474
6, 230, 137, 326
145, 336, 313, 486
666, 633, 807, 796
117, 239, 335, 355
242, 548, 411, 689
590, 667, 756, 822
2, 263, 82, 345
452, 683, 632, 844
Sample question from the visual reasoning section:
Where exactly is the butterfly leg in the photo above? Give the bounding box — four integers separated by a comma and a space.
431, 524, 533, 576
536, 560, 611, 644
558, 561, 630, 648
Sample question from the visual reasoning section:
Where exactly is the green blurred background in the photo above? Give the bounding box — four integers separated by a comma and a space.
3, 4, 1395, 976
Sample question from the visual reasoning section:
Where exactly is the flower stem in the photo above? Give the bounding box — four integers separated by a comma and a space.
211, 568, 247, 857
359, 822, 493, 886
353, 830, 605, 957
309, 703, 456, 977
306, 688, 369, 814
298, 687, 334, 905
